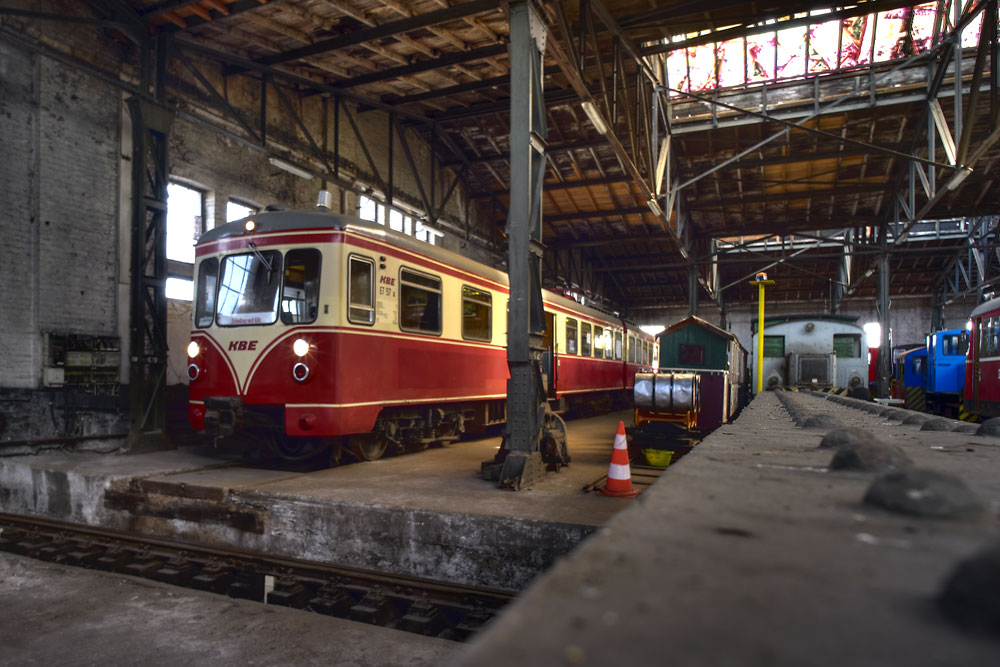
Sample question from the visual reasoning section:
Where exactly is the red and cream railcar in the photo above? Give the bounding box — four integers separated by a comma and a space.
186, 201, 656, 462
965, 296, 1000, 419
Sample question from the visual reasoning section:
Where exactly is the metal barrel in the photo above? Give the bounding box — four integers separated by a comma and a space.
634, 372, 699, 414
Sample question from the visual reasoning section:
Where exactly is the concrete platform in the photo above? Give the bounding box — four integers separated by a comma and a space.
452, 391, 1000, 665
0, 550, 456, 666
0, 410, 640, 591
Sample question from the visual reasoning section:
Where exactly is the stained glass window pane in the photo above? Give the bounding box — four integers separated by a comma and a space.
718, 38, 745, 87
776, 24, 808, 79
746, 32, 775, 82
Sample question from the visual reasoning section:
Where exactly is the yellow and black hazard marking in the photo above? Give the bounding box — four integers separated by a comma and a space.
904, 386, 926, 412
958, 399, 979, 423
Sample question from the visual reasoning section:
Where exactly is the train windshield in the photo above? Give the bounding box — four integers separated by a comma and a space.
940, 333, 968, 356
216, 251, 282, 326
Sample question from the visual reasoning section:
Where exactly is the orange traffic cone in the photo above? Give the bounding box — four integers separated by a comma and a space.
597, 421, 640, 497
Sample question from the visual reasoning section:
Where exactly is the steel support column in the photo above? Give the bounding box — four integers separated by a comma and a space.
876, 225, 892, 399
486, 1, 564, 490
126, 35, 173, 453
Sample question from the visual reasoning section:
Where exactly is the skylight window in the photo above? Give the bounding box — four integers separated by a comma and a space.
652, 3, 984, 95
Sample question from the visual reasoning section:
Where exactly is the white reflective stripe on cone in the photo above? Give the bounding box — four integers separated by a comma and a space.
608, 462, 631, 480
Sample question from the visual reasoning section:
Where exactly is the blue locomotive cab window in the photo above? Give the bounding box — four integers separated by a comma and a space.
566, 318, 578, 354
940, 333, 967, 356
399, 268, 441, 334
216, 250, 281, 326
348, 255, 375, 325
281, 249, 320, 324
462, 285, 491, 341
194, 257, 218, 328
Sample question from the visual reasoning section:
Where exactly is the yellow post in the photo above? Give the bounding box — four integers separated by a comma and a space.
749, 274, 775, 395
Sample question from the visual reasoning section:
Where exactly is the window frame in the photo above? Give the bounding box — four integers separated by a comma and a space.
193, 257, 219, 328
215, 250, 283, 327
581, 322, 592, 356
565, 318, 578, 355
398, 266, 443, 336
280, 248, 322, 326
614, 331, 623, 361
461, 284, 492, 342
347, 254, 376, 326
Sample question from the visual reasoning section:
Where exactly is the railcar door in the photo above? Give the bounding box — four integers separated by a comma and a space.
970, 319, 981, 412
543, 311, 556, 398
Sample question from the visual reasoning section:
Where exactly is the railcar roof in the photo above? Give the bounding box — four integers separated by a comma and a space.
660, 315, 740, 347
971, 297, 1000, 318
197, 209, 627, 326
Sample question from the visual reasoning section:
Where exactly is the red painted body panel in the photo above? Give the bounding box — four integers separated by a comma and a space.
965, 303, 1000, 418
187, 332, 240, 402
555, 355, 625, 394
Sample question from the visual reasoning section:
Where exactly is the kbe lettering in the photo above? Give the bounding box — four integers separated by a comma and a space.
228, 340, 258, 351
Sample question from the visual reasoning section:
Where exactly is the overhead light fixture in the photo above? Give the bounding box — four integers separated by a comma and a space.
647, 197, 663, 217
946, 166, 973, 191
268, 157, 314, 180
581, 100, 607, 135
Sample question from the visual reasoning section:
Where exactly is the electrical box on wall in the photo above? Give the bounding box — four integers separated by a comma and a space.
44, 333, 121, 393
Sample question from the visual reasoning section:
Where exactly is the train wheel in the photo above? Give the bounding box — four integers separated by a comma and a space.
347, 433, 388, 461
267, 434, 331, 462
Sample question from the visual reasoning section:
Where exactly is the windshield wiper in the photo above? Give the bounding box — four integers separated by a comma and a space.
248, 242, 275, 284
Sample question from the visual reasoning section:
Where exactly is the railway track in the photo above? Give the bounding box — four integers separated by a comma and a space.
0, 512, 514, 641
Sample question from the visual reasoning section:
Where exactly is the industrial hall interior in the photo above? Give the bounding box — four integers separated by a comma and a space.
3, 0, 1000, 664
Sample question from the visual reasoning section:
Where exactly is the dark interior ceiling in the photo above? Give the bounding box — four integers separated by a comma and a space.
20, 0, 1000, 314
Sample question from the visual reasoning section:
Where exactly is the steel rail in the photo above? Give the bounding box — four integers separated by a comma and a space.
0, 512, 514, 641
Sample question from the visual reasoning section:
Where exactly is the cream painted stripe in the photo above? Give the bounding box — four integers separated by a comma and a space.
978, 356, 1000, 362
189, 400, 204, 405
607, 463, 631, 480
287, 392, 507, 409
269, 325, 506, 352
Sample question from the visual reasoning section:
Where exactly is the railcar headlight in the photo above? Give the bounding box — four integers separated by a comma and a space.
245, 219, 256, 232
293, 338, 310, 357
187, 341, 200, 358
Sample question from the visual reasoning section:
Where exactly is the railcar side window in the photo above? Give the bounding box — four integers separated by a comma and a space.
643, 341, 649, 365
194, 258, 218, 328
281, 249, 320, 324
216, 251, 281, 326
581, 323, 592, 356
987, 317, 1000, 357
594, 326, 604, 359
628, 335, 635, 362
614, 332, 623, 360
462, 285, 492, 341
763, 335, 785, 357
399, 268, 442, 334
566, 318, 578, 354
833, 333, 861, 357
348, 255, 375, 325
